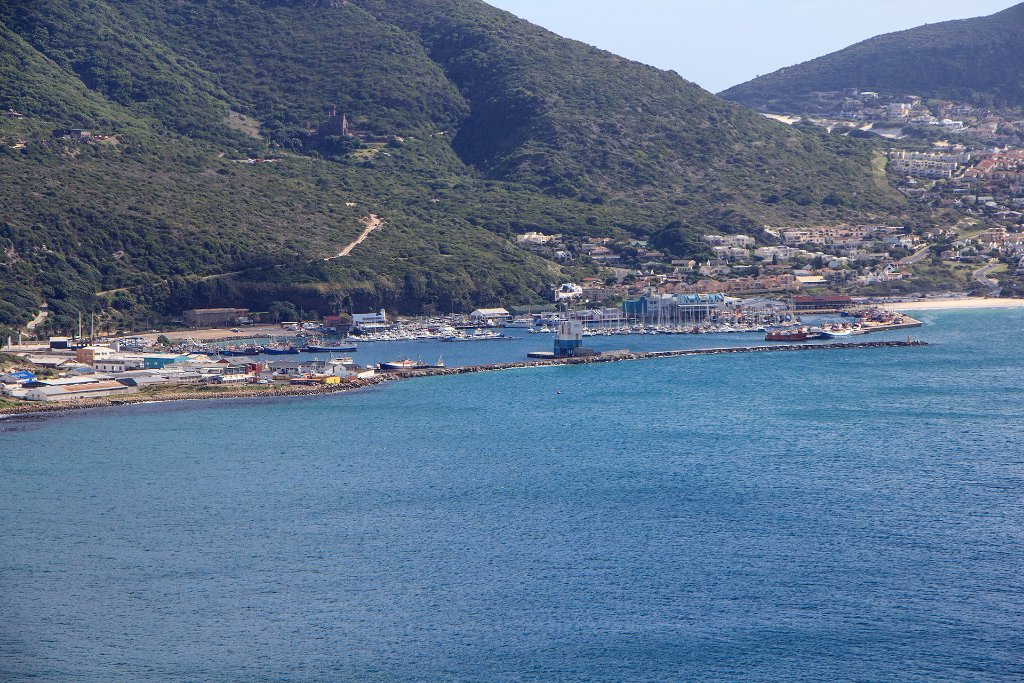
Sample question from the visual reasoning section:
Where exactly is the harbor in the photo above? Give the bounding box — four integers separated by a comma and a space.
1, 303, 924, 415
1, 339, 927, 418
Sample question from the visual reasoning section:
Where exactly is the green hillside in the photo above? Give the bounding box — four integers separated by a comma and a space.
720, 3, 1024, 112
0, 0, 908, 337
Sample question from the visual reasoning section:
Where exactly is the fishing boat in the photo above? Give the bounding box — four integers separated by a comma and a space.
264, 342, 299, 355
379, 358, 424, 371
820, 329, 853, 339
301, 338, 358, 352
765, 326, 819, 342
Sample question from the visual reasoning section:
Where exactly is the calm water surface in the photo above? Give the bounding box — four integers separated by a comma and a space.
1, 310, 1023, 681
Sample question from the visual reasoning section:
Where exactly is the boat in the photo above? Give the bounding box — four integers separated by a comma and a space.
379, 358, 427, 371
264, 342, 299, 355
301, 337, 358, 352
765, 326, 818, 342
820, 329, 853, 339
441, 329, 509, 342
504, 318, 534, 328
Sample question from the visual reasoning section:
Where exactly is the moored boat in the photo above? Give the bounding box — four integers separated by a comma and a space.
264, 342, 299, 354
301, 337, 358, 352
820, 329, 853, 339
765, 326, 819, 342
379, 358, 424, 371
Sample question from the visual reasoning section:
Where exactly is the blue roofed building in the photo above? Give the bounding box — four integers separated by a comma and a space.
1, 370, 36, 383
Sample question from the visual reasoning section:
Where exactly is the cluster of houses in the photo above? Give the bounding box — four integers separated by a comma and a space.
890, 149, 972, 180
516, 232, 673, 270
0, 339, 374, 404
775, 91, 1020, 145
935, 226, 1024, 269
894, 148, 1024, 226
512, 219, 928, 305
697, 227, 913, 288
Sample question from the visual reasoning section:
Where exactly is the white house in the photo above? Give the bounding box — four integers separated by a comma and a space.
554, 283, 584, 301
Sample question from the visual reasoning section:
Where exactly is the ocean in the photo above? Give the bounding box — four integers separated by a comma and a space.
1, 309, 1022, 681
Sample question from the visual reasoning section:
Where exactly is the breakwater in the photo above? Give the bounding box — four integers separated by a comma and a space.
387, 339, 928, 378
0, 340, 926, 418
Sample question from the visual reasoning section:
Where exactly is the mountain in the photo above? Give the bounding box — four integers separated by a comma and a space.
720, 3, 1024, 112
0, 0, 906, 336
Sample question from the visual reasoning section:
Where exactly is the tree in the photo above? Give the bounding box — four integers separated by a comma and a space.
267, 300, 299, 322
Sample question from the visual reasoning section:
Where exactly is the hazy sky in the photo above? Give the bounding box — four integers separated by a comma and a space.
485, 0, 1015, 93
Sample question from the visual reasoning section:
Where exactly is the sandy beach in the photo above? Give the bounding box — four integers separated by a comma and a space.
882, 297, 1024, 312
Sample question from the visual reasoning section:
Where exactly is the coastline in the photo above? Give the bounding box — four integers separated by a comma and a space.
0, 375, 398, 419
882, 297, 1024, 312
0, 340, 926, 420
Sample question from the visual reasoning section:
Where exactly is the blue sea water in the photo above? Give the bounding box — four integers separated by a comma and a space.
1, 309, 1023, 681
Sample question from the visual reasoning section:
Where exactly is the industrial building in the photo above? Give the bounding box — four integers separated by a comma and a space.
183, 308, 250, 327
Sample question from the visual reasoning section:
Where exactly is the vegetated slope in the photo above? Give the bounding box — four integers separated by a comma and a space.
720, 3, 1024, 112
0, 0, 907, 337
358, 0, 903, 216
0, 1, 559, 335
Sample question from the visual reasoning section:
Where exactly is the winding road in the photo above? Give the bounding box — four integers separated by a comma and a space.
898, 245, 932, 266
974, 260, 1003, 296
25, 303, 48, 332
326, 214, 382, 260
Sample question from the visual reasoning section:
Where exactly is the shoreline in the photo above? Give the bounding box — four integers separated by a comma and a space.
0, 340, 927, 420
881, 297, 1024, 312
0, 375, 399, 419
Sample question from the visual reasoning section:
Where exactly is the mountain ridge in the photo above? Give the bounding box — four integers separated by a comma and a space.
720, 3, 1024, 112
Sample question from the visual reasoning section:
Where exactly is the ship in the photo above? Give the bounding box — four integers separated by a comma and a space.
221, 344, 264, 356
819, 328, 853, 339
301, 338, 358, 352
765, 326, 818, 342
264, 342, 299, 355
379, 357, 444, 371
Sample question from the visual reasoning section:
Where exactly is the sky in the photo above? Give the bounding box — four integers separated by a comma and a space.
485, 0, 1015, 93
